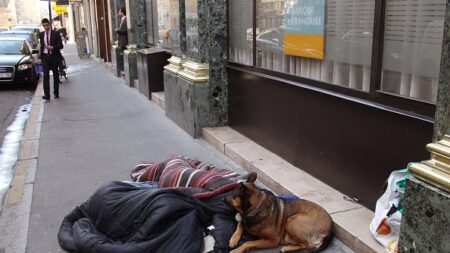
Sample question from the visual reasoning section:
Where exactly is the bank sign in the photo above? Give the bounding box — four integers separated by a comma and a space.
284, 0, 325, 59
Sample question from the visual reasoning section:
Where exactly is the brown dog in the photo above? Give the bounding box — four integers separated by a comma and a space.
224, 173, 333, 253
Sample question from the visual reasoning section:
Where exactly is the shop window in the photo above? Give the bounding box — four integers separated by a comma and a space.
156, 0, 180, 49
255, 0, 375, 92
381, 0, 446, 103
228, 0, 446, 106
229, 0, 253, 66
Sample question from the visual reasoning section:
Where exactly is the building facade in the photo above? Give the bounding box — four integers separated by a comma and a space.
77, 0, 449, 213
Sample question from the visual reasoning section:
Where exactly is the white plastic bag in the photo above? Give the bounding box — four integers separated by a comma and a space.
369, 169, 411, 253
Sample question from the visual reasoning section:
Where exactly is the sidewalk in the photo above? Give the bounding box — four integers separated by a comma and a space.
1, 44, 356, 253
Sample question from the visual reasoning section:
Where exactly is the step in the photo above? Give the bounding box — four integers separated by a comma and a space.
151, 92, 165, 110
202, 126, 386, 253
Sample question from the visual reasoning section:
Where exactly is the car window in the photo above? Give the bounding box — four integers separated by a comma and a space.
0, 33, 36, 47
0, 40, 24, 54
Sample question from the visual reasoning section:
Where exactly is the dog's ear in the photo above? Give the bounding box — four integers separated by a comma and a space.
246, 172, 257, 183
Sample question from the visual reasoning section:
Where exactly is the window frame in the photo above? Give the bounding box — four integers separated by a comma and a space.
227, 0, 436, 119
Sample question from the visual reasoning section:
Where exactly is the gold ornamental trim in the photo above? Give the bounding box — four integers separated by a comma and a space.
178, 61, 208, 83
126, 44, 137, 53
408, 134, 450, 193
164, 56, 185, 74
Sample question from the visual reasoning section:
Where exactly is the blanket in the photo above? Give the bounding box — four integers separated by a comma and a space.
131, 156, 241, 198
58, 157, 245, 253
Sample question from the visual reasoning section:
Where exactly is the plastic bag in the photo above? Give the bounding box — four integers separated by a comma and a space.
369, 169, 411, 253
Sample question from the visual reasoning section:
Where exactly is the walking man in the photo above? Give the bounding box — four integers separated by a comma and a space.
115, 7, 128, 50
39, 18, 64, 100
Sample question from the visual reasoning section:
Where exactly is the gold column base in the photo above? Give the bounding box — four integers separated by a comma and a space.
164, 56, 185, 74
178, 61, 208, 83
409, 135, 450, 192
125, 44, 137, 53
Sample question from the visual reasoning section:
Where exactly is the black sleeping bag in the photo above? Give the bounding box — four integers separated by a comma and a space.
58, 181, 237, 253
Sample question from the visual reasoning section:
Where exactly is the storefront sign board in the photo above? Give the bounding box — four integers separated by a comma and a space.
284, 0, 325, 59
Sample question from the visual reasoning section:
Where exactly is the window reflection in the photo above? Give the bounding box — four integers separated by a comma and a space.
156, 0, 180, 49
255, 0, 375, 92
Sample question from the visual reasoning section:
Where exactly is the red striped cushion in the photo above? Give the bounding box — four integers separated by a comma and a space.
131, 156, 240, 198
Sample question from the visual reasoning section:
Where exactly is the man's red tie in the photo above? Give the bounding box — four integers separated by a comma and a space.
47, 32, 51, 54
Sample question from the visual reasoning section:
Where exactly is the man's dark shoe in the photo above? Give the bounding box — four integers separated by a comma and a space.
55, 95, 60, 99
42, 96, 50, 101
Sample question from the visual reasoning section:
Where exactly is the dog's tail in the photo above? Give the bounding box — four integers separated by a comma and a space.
316, 231, 334, 252
296, 231, 334, 253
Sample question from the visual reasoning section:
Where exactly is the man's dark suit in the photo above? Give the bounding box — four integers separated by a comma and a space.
116, 16, 128, 50
39, 29, 64, 99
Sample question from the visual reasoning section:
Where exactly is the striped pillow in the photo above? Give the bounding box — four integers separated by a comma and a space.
131, 156, 241, 198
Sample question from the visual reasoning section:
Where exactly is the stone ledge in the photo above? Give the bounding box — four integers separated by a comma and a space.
151, 92, 165, 110
201, 126, 386, 253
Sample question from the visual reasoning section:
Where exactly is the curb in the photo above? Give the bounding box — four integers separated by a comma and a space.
0, 80, 44, 253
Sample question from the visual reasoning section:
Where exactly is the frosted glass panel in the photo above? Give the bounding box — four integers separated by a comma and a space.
229, 0, 253, 66
381, 0, 445, 103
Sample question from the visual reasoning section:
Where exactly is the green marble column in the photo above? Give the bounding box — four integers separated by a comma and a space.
124, 46, 137, 87
185, 0, 205, 62
206, 0, 228, 126
123, 0, 146, 88
111, 44, 124, 76
399, 178, 450, 253
164, 0, 228, 138
125, 0, 147, 48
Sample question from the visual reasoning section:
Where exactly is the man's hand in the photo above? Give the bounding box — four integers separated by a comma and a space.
115, 28, 119, 32
47, 45, 54, 50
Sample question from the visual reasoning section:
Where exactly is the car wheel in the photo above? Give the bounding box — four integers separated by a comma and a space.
26, 79, 38, 89
27, 71, 39, 89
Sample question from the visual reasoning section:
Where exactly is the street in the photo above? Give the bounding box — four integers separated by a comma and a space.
0, 82, 36, 207
0, 86, 34, 143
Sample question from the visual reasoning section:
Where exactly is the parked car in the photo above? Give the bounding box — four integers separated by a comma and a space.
0, 37, 39, 87
10, 24, 40, 38
0, 31, 39, 50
